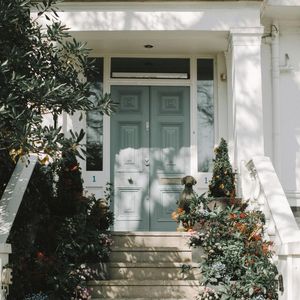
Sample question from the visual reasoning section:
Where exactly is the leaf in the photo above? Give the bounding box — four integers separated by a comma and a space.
249, 287, 254, 296
39, 155, 49, 165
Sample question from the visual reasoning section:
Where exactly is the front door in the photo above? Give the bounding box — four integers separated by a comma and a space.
111, 86, 190, 231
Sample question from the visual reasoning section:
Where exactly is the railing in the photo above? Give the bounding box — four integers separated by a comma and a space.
241, 156, 300, 300
0, 154, 38, 299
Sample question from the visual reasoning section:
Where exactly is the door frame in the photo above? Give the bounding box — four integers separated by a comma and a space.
81, 54, 223, 220
105, 54, 218, 182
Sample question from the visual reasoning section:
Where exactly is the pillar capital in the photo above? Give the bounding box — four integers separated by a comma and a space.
229, 27, 264, 47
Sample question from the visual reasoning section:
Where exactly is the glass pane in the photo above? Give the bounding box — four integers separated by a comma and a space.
111, 58, 190, 79
197, 59, 214, 172
86, 58, 104, 171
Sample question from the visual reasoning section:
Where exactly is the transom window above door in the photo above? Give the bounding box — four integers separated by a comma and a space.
111, 57, 190, 79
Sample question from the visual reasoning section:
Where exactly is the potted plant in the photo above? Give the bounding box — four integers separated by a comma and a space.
207, 138, 236, 210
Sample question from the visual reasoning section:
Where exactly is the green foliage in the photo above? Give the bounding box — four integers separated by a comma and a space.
7, 153, 114, 300
209, 138, 235, 198
0, 2, 116, 298
0, 0, 114, 162
174, 138, 277, 299
172, 193, 206, 230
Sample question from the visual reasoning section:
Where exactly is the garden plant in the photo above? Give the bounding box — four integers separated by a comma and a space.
7, 152, 114, 299
173, 139, 279, 300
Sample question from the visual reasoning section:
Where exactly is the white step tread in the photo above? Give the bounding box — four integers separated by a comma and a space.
89, 280, 201, 286
112, 232, 191, 237
111, 246, 192, 251
111, 247, 191, 252
109, 262, 198, 268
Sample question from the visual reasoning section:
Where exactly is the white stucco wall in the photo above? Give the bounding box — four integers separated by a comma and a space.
261, 8, 300, 206
277, 23, 300, 205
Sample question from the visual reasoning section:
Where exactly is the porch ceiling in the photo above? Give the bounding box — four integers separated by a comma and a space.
71, 30, 228, 55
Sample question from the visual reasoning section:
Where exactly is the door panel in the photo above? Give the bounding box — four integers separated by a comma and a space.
111, 85, 190, 231
150, 86, 190, 231
111, 86, 150, 231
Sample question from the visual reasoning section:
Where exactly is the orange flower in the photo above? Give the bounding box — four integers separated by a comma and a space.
239, 213, 247, 219
262, 243, 269, 255
234, 222, 247, 233
171, 211, 178, 220
252, 234, 262, 241
177, 208, 184, 214
262, 242, 273, 255
229, 213, 237, 220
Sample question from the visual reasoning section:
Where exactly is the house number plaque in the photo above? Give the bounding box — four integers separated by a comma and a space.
159, 178, 181, 185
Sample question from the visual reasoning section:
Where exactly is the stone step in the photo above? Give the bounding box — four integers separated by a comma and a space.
110, 247, 192, 263
112, 232, 190, 248
89, 280, 202, 299
108, 262, 201, 280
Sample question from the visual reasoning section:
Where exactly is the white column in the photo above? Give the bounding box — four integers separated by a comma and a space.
228, 27, 265, 169
271, 22, 281, 178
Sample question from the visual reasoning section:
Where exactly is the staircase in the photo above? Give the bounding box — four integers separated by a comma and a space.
90, 232, 202, 299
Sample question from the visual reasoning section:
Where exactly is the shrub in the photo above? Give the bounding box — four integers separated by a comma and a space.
7, 153, 114, 300
208, 138, 235, 198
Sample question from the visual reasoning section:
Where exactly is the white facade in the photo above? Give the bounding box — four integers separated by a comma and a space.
53, 0, 300, 208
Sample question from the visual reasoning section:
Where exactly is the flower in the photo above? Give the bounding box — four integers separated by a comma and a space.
239, 212, 247, 219
36, 251, 45, 260
171, 208, 184, 220
171, 211, 178, 220
229, 213, 237, 220
234, 222, 247, 233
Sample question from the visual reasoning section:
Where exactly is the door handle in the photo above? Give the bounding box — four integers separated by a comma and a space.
145, 159, 150, 166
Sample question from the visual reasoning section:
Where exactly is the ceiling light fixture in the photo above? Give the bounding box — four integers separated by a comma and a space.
144, 44, 154, 49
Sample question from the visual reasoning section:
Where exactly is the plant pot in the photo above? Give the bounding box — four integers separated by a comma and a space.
207, 197, 229, 211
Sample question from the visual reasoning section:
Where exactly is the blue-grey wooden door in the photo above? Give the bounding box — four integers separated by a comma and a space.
149, 86, 190, 231
111, 86, 190, 231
